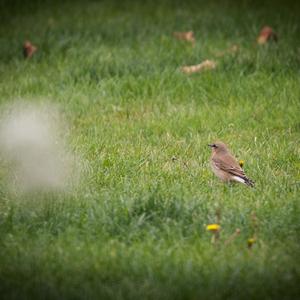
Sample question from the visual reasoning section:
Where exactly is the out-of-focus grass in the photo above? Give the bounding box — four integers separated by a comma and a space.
0, 0, 299, 299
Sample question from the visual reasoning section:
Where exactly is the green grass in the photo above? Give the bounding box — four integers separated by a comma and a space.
0, 0, 300, 299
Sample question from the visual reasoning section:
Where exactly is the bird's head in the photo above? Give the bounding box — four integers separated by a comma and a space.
208, 141, 228, 154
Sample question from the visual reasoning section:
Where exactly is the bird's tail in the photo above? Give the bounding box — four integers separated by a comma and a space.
232, 175, 255, 187
244, 177, 255, 187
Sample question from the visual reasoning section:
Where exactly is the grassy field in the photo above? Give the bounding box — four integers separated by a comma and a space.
0, 0, 300, 299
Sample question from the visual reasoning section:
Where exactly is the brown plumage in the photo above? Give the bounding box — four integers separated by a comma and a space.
208, 141, 254, 187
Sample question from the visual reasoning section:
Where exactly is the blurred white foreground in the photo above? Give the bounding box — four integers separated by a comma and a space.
0, 103, 78, 192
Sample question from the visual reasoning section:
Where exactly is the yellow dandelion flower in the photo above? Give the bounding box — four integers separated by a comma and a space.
239, 160, 245, 168
206, 224, 221, 232
247, 238, 256, 248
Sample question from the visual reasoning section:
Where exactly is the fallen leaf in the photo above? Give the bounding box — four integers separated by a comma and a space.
181, 59, 217, 74
215, 44, 239, 57
228, 44, 239, 54
173, 31, 195, 44
23, 41, 38, 58
257, 26, 278, 44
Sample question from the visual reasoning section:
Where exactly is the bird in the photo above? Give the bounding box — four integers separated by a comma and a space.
208, 141, 254, 187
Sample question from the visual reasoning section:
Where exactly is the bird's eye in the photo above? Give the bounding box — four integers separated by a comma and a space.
213, 144, 217, 148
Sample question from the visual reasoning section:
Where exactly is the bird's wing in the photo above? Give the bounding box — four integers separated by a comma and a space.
212, 154, 246, 179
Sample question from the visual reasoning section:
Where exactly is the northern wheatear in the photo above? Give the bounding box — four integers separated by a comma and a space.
208, 141, 254, 187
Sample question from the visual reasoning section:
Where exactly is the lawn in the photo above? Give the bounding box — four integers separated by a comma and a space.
0, 0, 299, 299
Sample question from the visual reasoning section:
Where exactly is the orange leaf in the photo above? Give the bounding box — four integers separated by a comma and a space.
173, 31, 195, 44
23, 41, 38, 58
257, 26, 278, 44
181, 60, 216, 74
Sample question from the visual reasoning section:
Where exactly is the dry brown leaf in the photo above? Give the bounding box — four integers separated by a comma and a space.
23, 41, 38, 58
257, 26, 278, 44
229, 44, 239, 53
215, 44, 239, 57
181, 60, 217, 74
173, 31, 195, 44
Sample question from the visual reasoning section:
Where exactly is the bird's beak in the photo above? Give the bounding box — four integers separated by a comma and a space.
208, 144, 214, 147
